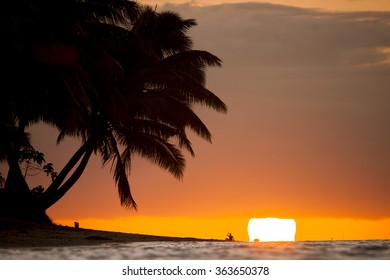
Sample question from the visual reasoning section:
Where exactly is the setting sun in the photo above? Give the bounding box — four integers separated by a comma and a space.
248, 218, 296, 242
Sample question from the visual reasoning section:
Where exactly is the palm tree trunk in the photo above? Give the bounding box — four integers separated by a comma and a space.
1, 146, 33, 220
3, 120, 30, 195
1, 117, 34, 219
38, 140, 94, 210
44, 139, 92, 194
4, 154, 31, 195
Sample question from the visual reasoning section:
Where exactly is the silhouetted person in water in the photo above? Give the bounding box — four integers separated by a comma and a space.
226, 232, 234, 241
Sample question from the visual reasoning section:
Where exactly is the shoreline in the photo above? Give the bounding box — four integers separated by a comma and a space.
0, 217, 219, 248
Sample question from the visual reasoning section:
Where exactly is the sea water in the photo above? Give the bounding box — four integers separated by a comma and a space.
0, 240, 389, 260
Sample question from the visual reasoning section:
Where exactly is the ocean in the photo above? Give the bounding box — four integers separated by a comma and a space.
0, 240, 389, 260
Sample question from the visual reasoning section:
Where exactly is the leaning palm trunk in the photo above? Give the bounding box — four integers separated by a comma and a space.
38, 139, 94, 211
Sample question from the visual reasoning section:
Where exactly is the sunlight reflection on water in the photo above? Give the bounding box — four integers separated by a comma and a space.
1, 240, 389, 260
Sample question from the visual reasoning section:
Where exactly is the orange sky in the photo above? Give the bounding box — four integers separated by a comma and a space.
12, 0, 390, 241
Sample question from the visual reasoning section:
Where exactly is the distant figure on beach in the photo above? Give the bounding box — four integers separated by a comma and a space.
226, 232, 234, 241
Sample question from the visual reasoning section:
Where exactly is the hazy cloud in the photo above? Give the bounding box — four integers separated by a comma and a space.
163, 2, 390, 69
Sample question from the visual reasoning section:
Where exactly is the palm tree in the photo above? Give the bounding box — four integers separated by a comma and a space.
1, 0, 226, 222
1, 0, 142, 221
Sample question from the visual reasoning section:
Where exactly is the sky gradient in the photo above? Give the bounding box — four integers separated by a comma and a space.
21, 1, 390, 241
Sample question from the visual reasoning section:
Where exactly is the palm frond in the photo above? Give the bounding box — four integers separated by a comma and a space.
139, 72, 227, 113
112, 122, 186, 179
123, 133, 186, 179
125, 92, 213, 142
132, 7, 197, 57
104, 130, 137, 209
163, 50, 222, 85
116, 119, 195, 156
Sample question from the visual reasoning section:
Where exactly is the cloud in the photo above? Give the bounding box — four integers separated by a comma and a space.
162, 2, 390, 69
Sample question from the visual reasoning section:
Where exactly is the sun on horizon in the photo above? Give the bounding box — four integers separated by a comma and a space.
248, 218, 297, 242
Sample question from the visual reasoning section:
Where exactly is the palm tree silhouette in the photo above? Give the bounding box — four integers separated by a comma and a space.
1, 0, 226, 222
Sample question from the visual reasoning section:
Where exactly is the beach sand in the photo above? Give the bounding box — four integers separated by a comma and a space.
0, 217, 209, 248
